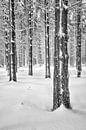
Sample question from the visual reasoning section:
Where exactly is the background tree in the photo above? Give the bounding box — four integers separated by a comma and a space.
45, 0, 51, 78
11, 0, 17, 81
28, 0, 33, 75
76, 0, 82, 77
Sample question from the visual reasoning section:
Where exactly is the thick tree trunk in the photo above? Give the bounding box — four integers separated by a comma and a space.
76, 0, 82, 77
11, 0, 17, 81
62, 0, 71, 108
28, 0, 33, 75
53, 0, 61, 110
53, 0, 71, 111
45, 0, 51, 78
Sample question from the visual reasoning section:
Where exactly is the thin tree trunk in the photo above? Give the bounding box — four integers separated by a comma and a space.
76, 0, 82, 77
9, 0, 12, 81
38, 36, 42, 66
5, 41, 9, 71
53, 0, 61, 110
4, 30, 9, 70
11, 0, 17, 81
28, 0, 33, 75
45, 0, 51, 78
23, 46, 25, 66
85, 40, 86, 65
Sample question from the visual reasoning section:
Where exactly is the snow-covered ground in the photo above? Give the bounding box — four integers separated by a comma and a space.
0, 66, 86, 130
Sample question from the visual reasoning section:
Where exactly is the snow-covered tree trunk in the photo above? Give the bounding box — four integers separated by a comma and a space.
45, 0, 51, 78
53, 0, 71, 110
76, 0, 82, 77
28, 0, 33, 75
62, 0, 71, 108
53, 0, 61, 110
11, 0, 17, 81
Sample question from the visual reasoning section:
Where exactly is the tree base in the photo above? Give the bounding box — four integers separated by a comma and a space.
62, 91, 71, 109
45, 75, 51, 78
77, 71, 81, 78
51, 105, 60, 111
64, 103, 72, 109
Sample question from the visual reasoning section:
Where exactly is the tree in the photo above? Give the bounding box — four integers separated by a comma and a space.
53, 0, 71, 110
62, 0, 71, 108
53, 0, 61, 110
8, 0, 12, 81
4, 30, 9, 71
85, 40, 86, 65
45, 0, 51, 78
76, 0, 82, 77
0, 0, 12, 80
28, 0, 33, 75
11, 0, 17, 81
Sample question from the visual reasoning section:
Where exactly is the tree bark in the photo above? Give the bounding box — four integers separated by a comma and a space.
45, 0, 51, 78
85, 40, 86, 65
5, 41, 9, 71
28, 0, 33, 75
11, 0, 17, 81
53, 0, 71, 111
53, 0, 61, 110
8, 0, 12, 81
62, 0, 71, 108
76, 0, 82, 77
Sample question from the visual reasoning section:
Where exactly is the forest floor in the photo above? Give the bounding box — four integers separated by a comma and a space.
0, 65, 86, 130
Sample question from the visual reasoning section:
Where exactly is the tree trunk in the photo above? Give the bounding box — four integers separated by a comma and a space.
28, 0, 33, 75
85, 40, 86, 65
45, 0, 51, 78
62, 0, 71, 108
76, 0, 82, 77
53, 0, 61, 110
11, 0, 17, 81
8, 0, 12, 81
38, 36, 42, 66
23, 46, 25, 66
5, 39, 9, 71
53, 0, 71, 111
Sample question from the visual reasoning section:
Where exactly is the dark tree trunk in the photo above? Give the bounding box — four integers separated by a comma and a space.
76, 0, 82, 77
11, 0, 17, 81
45, 0, 51, 78
53, 0, 61, 110
85, 40, 86, 65
28, 0, 33, 75
53, 0, 71, 111
62, 0, 71, 109
8, 0, 12, 81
